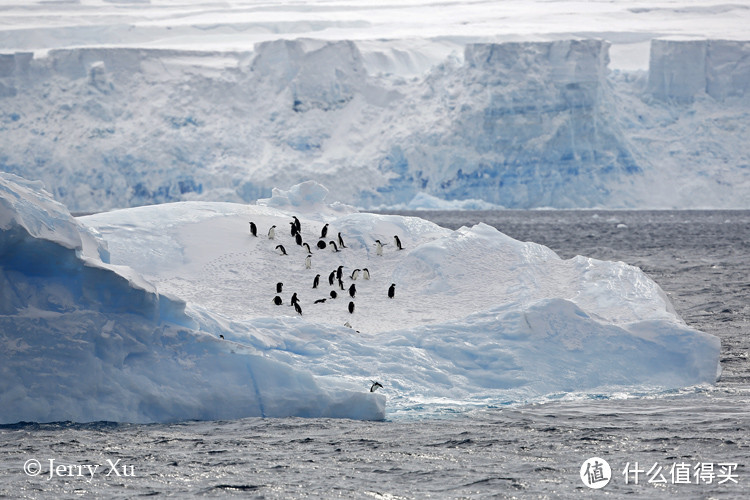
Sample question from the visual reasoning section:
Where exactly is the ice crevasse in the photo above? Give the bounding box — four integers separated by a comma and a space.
0, 175, 721, 423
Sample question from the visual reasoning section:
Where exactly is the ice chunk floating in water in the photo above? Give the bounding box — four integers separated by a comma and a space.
1, 176, 720, 423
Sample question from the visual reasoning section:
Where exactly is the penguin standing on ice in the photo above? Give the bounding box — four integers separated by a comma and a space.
351, 269, 360, 280
375, 239, 385, 256
272, 296, 283, 305
330, 290, 338, 299
388, 283, 396, 299
294, 302, 302, 315
268, 225, 276, 240
320, 224, 329, 239
313, 274, 320, 288
317, 240, 327, 250
362, 268, 370, 280
329, 241, 340, 252
328, 271, 336, 286
291, 293, 299, 306
275, 244, 287, 255
337, 232, 347, 249
348, 283, 356, 298
276, 282, 283, 293
305, 254, 312, 269
336, 265, 344, 281
292, 216, 301, 234
338, 278, 345, 291
348, 301, 355, 314
394, 235, 404, 250
295, 233, 303, 246
290, 221, 298, 237
249, 221, 257, 237
302, 242, 312, 254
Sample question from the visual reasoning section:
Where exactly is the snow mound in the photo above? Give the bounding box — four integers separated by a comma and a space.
78, 181, 720, 419
0, 174, 385, 424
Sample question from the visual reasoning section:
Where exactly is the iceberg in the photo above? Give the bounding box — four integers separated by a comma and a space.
1, 176, 720, 423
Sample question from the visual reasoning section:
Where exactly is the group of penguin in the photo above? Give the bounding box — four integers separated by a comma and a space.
248, 215, 400, 320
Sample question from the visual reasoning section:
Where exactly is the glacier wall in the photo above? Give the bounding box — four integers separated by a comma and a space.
0, 38, 749, 210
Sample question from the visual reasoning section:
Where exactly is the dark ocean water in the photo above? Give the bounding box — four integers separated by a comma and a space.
1, 210, 748, 499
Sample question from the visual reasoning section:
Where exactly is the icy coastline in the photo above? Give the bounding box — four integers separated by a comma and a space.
0, 175, 721, 424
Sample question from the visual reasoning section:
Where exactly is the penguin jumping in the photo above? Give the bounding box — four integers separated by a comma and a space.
370, 381, 383, 392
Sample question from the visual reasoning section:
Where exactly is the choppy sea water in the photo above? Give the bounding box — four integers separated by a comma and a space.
1, 210, 748, 498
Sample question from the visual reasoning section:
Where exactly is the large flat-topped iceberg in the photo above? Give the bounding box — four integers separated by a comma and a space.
1, 176, 720, 423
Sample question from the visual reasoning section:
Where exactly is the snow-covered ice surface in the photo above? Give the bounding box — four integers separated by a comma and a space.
1, 1, 749, 211
0, 174, 720, 424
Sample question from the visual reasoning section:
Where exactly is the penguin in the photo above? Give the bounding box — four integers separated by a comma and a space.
272, 296, 283, 305
293, 216, 301, 234
290, 221, 298, 237
330, 290, 338, 299
338, 278, 345, 291
337, 232, 347, 248
320, 223, 329, 239
276, 282, 283, 293
305, 254, 312, 269
351, 269, 360, 280
329, 241, 339, 252
336, 265, 344, 281
268, 225, 276, 239
394, 235, 404, 250
344, 321, 352, 328
275, 244, 287, 255
370, 381, 383, 392
328, 271, 336, 286
294, 302, 302, 315
219, 334, 224, 340
348, 301, 355, 314
249, 221, 257, 237
388, 283, 396, 299
302, 242, 312, 254
348, 283, 356, 298
362, 268, 370, 280
375, 239, 385, 256
317, 240, 327, 250
313, 274, 320, 288
295, 233, 303, 246
314, 298, 326, 304
291, 293, 299, 306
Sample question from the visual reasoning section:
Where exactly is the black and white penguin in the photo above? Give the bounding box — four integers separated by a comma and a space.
276, 244, 287, 255
351, 269, 360, 280
302, 242, 312, 254
313, 274, 320, 288
336, 265, 344, 281
314, 298, 326, 304
294, 302, 302, 315
295, 233, 303, 246
328, 271, 336, 286
348, 283, 356, 298
305, 254, 312, 269
394, 235, 404, 250
370, 381, 383, 392
320, 223, 329, 239
268, 225, 276, 240
329, 241, 339, 252
317, 240, 327, 250
290, 221, 298, 237
293, 216, 301, 234
276, 282, 283, 293
362, 268, 370, 280
330, 290, 338, 299
375, 239, 385, 256
348, 301, 355, 314
337, 232, 347, 248
291, 293, 299, 306
249, 221, 257, 237
388, 283, 396, 299
272, 296, 283, 305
